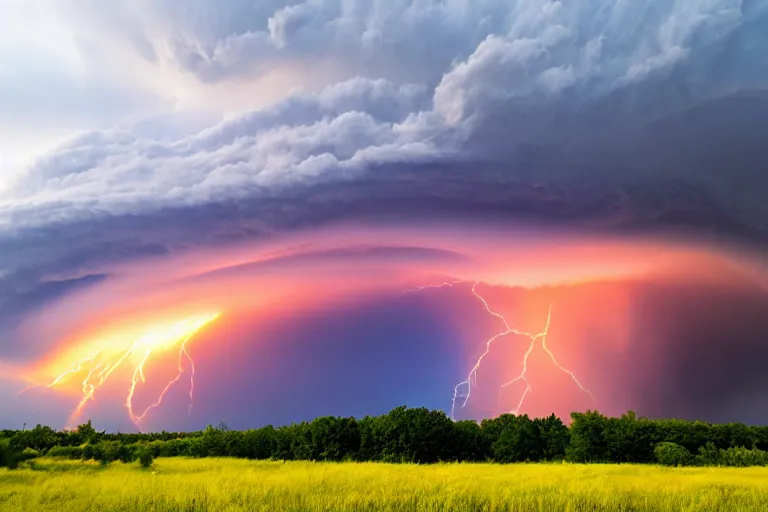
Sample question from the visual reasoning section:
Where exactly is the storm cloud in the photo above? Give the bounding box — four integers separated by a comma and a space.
2, 0, 767, 237
1, 0, 767, 429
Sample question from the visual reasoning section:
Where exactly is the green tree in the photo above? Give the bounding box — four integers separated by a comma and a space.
378, 406, 455, 463
196, 424, 229, 457
0, 439, 18, 469
10, 424, 58, 453
480, 414, 518, 447
695, 442, 721, 466
93, 441, 123, 466
240, 427, 275, 460
491, 415, 543, 463
535, 414, 570, 461
308, 417, 360, 461
718, 446, 768, 467
659, 419, 712, 454
602, 411, 663, 463
450, 420, 486, 462
68, 420, 99, 446
356, 415, 386, 461
137, 448, 154, 469
753, 426, 768, 451
654, 442, 692, 466
711, 423, 756, 450
566, 411, 609, 463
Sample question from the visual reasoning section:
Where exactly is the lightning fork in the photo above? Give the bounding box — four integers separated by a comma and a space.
34, 312, 219, 429
451, 281, 541, 420
409, 280, 595, 420
465, 287, 595, 418
539, 304, 595, 403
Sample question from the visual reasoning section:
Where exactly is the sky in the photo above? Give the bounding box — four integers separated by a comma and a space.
0, 0, 767, 432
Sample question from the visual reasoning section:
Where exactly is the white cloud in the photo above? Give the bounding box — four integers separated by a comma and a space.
0, 78, 445, 227
433, 0, 747, 124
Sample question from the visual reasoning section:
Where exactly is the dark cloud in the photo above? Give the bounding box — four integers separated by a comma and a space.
0, 274, 107, 359
0, 274, 106, 319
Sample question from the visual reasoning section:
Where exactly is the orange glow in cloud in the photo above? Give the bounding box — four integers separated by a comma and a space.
25, 313, 220, 428
10, 222, 768, 427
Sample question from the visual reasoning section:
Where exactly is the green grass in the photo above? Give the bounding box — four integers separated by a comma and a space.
2, 458, 768, 511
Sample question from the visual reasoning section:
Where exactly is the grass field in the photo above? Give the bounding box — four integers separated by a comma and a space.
1, 458, 768, 512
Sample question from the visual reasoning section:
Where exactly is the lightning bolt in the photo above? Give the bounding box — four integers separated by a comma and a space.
405, 280, 464, 294
128, 333, 198, 424
183, 344, 196, 416
408, 280, 595, 420
31, 313, 219, 429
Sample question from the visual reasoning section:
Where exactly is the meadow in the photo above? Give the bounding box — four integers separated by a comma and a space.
2, 458, 768, 512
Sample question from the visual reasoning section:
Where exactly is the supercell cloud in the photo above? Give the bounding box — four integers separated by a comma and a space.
3, 0, 767, 231
0, 0, 767, 430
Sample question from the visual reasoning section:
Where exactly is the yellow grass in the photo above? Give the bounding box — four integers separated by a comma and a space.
2, 458, 768, 511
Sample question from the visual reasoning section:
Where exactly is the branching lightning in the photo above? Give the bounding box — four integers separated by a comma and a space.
409, 280, 595, 419
27, 313, 219, 428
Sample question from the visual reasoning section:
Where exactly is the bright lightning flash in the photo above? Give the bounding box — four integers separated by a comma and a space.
27, 313, 220, 428
409, 281, 595, 420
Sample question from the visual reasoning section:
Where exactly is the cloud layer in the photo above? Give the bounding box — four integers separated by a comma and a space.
2, 0, 766, 240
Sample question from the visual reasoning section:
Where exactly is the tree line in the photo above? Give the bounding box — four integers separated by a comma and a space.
2, 408, 768, 469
